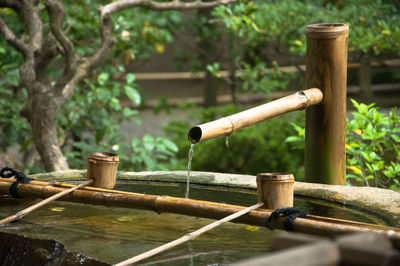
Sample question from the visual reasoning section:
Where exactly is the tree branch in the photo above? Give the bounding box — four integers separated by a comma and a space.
0, 16, 30, 56
0, 1, 41, 94
34, 34, 59, 82
62, 0, 236, 99
61, 5, 114, 99
18, 0, 43, 51
44, 0, 76, 92
103, 0, 236, 13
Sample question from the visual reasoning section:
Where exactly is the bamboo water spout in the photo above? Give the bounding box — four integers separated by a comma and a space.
188, 23, 348, 185
188, 88, 323, 143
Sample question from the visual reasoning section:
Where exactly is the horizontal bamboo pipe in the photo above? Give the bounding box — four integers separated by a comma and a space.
0, 178, 387, 231
0, 178, 135, 195
0, 179, 394, 232
0, 180, 400, 248
0, 179, 93, 226
188, 88, 323, 143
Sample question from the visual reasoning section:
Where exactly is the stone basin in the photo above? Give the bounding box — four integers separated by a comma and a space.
30, 170, 400, 226
0, 170, 398, 265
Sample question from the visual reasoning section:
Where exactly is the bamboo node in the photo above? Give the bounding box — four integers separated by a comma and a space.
225, 117, 235, 136
300, 91, 311, 107
42, 184, 54, 198
153, 195, 164, 215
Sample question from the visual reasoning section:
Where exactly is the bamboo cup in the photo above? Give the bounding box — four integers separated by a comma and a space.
87, 152, 119, 189
257, 173, 294, 209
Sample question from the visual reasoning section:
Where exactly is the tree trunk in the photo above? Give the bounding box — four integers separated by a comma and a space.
359, 55, 373, 101
203, 71, 219, 107
198, 9, 219, 107
29, 90, 69, 172
228, 33, 238, 105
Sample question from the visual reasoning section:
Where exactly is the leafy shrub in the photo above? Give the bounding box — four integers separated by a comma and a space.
213, 0, 400, 57
164, 104, 305, 178
62, 71, 179, 172
346, 100, 400, 189
286, 99, 400, 190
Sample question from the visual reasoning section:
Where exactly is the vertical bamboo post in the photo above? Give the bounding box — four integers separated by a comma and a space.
305, 23, 349, 185
87, 152, 119, 189
257, 173, 294, 209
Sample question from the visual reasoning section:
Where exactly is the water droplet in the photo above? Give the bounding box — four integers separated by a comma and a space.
225, 136, 229, 148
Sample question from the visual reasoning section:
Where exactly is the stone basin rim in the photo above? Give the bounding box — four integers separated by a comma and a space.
29, 170, 400, 227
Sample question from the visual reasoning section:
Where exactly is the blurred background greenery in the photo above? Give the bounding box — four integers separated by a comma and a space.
0, 0, 399, 189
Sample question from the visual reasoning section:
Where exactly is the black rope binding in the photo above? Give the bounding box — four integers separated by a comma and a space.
267, 207, 308, 231
0, 167, 33, 198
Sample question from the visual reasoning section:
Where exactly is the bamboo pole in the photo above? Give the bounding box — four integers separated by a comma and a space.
0, 180, 399, 248
305, 23, 349, 185
115, 202, 264, 266
2, 177, 383, 229
188, 88, 323, 143
0, 179, 391, 232
0, 178, 134, 195
0, 179, 93, 226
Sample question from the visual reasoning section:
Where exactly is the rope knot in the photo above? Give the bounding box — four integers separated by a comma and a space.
267, 207, 308, 231
0, 167, 34, 198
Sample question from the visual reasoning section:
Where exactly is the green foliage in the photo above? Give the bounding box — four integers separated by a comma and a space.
0, 2, 183, 172
210, 0, 302, 94
61, 71, 178, 171
125, 135, 180, 171
214, 0, 400, 57
65, 1, 182, 61
205, 0, 400, 95
0, 9, 30, 152
239, 60, 297, 93
0, 66, 30, 151
206, 62, 221, 78
339, 1, 400, 55
346, 100, 400, 189
286, 100, 400, 190
164, 104, 305, 178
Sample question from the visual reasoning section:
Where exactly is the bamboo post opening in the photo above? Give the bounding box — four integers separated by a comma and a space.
257, 173, 294, 209
305, 23, 349, 185
87, 152, 119, 189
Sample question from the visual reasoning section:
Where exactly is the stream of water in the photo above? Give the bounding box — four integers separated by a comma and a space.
185, 143, 195, 198
225, 136, 230, 148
